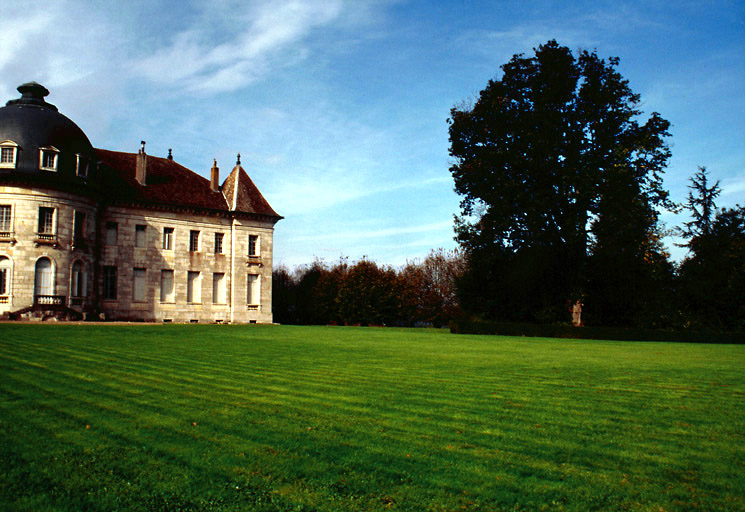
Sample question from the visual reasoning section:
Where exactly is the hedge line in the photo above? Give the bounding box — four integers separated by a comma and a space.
449, 319, 745, 344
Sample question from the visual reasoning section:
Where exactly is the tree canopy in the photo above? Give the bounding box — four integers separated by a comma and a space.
676, 167, 745, 329
449, 40, 674, 325
272, 250, 465, 327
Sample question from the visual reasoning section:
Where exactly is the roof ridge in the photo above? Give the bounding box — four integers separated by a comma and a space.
95, 149, 279, 220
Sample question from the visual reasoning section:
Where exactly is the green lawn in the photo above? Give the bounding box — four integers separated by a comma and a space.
0, 324, 743, 511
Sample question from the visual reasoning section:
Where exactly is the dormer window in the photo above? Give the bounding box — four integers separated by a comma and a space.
76, 154, 89, 177
39, 146, 59, 171
0, 140, 18, 169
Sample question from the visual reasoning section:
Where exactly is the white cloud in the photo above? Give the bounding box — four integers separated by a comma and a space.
134, 0, 343, 94
0, 1, 132, 139
269, 168, 371, 215
269, 168, 452, 216
289, 220, 452, 243
721, 172, 745, 200
0, 10, 54, 72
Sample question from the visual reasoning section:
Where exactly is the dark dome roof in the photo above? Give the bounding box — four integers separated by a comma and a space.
0, 82, 98, 191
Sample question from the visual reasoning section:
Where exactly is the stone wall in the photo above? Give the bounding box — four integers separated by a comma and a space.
0, 185, 97, 315
98, 206, 275, 323
0, 185, 276, 323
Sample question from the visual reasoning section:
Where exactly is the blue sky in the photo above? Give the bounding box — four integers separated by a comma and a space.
1, 0, 743, 267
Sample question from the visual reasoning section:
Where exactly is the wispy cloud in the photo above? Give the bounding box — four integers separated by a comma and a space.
721, 172, 745, 200
452, 3, 671, 70
134, 0, 343, 93
0, 3, 101, 92
289, 220, 452, 243
0, 1, 133, 139
271, 169, 452, 216
0, 9, 53, 74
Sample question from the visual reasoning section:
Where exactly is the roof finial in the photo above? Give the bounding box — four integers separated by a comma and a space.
18, 82, 50, 99
8, 82, 58, 110
236, 153, 241, 166
167, 148, 173, 160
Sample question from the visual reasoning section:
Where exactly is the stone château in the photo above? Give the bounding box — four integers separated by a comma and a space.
0, 82, 281, 323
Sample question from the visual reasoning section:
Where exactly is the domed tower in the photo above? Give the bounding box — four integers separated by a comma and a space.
0, 83, 99, 319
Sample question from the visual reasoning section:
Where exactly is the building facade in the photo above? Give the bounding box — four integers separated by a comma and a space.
0, 82, 281, 323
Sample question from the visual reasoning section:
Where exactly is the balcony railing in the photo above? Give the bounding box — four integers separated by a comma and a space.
35, 295, 65, 306
0, 296, 8, 304
35, 233, 59, 247
246, 256, 263, 267
0, 232, 15, 245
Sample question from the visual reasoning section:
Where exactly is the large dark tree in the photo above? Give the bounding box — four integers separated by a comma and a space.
449, 40, 674, 325
677, 167, 745, 330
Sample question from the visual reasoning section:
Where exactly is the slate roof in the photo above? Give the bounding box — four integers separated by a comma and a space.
96, 149, 281, 220
0, 82, 97, 181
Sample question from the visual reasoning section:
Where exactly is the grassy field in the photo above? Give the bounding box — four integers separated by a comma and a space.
0, 324, 743, 511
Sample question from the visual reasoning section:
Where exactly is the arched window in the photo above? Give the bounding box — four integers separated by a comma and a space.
34, 257, 54, 297
0, 256, 11, 300
70, 260, 86, 297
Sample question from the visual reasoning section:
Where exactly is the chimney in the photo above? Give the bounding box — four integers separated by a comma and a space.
210, 159, 219, 192
135, 141, 147, 186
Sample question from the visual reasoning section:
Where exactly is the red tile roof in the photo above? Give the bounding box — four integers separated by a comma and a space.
96, 149, 281, 220
222, 164, 280, 217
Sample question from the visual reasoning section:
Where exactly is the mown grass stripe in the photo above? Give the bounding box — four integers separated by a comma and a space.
1, 324, 743, 511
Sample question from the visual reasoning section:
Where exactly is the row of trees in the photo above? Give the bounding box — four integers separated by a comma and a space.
273, 171, 743, 330
273, 41, 742, 332
448, 40, 744, 330
272, 249, 465, 327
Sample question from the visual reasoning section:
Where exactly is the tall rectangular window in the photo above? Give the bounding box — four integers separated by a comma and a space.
133, 268, 146, 302
212, 273, 226, 304
73, 211, 86, 243
189, 230, 200, 252
38, 207, 55, 234
247, 274, 260, 305
160, 269, 174, 303
105, 222, 117, 245
70, 261, 86, 297
102, 266, 117, 300
248, 235, 259, 257
163, 227, 174, 250
187, 271, 201, 303
0, 205, 11, 233
0, 257, 9, 296
135, 224, 146, 248
214, 232, 224, 254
